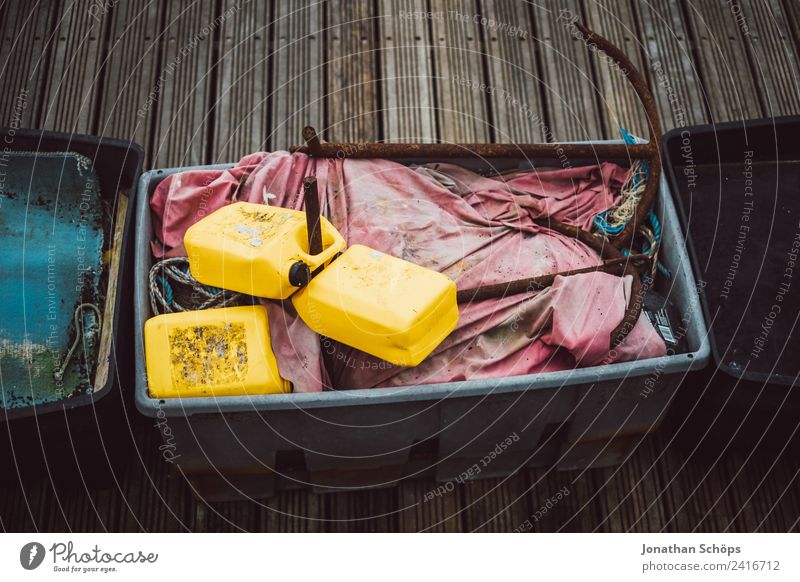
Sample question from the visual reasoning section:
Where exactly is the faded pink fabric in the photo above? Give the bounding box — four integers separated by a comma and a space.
150, 152, 666, 392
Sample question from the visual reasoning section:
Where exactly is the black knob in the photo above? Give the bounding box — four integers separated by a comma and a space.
289, 261, 311, 287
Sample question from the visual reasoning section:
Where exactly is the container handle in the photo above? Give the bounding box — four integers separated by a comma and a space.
303, 175, 323, 256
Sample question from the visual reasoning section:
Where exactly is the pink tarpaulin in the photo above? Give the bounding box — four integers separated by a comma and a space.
150, 152, 666, 392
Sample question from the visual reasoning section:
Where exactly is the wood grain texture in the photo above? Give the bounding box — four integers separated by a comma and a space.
431, 0, 490, 143
0, 0, 799, 534
270, 0, 324, 150
460, 476, 529, 532
0, 0, 56, 127
378, 0, 436, 142
97, 0, 163, 158
591, 438, 667, 532
531, 0, 602, 141
736, 0, 800, 117
150, 0, 217, 167
634, 0, 706, 129
784, 0, 800, 51
582, 0, 649, 138
398, 478, 461, 532
682, 0, 762, 121
480, 0, 545, 143
39, 0, 110, 133
212, 0, 272, 162
327, 0, 380, 142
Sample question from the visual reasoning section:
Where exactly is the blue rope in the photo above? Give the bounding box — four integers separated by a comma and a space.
646, 212, 671, 279
618, 211, 671, 280
593, 211, 626, 234
593, 128, 650, 236
621, 127, 650, 184
591, 129, 671, 280
158, 275, 174, 306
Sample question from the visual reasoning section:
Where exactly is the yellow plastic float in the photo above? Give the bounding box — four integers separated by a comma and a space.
184, 201, 346, 300
145, 305, 290, 398
178, 179, 459, 373
292, 244, 458, 366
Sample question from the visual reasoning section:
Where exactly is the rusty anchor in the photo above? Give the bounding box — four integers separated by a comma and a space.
290, 22, 663, 349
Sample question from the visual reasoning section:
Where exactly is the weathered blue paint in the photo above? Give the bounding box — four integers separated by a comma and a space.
0, 152, 104, 409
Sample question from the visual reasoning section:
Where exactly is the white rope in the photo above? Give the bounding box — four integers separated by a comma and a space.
53, 303, 102, 385
604, 159, 647, 229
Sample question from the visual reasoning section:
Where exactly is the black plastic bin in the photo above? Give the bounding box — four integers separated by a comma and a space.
663, 116, 800, 453
0, 128, 143, 486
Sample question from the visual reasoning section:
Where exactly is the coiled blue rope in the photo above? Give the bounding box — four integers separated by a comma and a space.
594, 129, 670, 280
593, 128, 649, 235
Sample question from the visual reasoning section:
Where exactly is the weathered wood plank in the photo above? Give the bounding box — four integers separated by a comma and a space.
733, 455, 800, 532
378, 0, 436, 142
0, 1, 55, 127
461, 476, 529, 532
327, 0, 381, 142
118, 427, 191, 532
723, 457, 771, 532
591, 438, 668, 532
649, 432, 694, 532
270, 0, 324, 150
682, 0, 762, 121
480, 0, 545, 143
39, 483, 71, 531
261, 489, 322, 532
531, 1, 603, 141
116, 431, 149, 532
430, 0, 490, 143
634, 0, 707, 129
1, 481, 47, 531
54, 485, 106, 531
737, 0, 800, 116
212, 0, 271, 161
784, 0, 800, 51
96, 0, 163, 159
398, 478, 461, 532
150, 0, 217, 167
323, 489, 397, 532
39, 0, 110, 133
581, 0, 649, 138
196, 500, 253, 532
766, 461, 800, 532
0, 482, 34, 531
537, 468, 599, 532
687, 458, 743, 532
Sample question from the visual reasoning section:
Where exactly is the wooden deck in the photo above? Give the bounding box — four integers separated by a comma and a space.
1, 0, 799, 532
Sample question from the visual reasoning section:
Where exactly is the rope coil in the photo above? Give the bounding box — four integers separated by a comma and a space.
149, 257, 242, 315
594, 129, 669, 283
54, 303, 102, 385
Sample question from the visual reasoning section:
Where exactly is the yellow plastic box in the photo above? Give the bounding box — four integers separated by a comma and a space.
144, 305, 290, 398
292, 244, 459, 366
184, 201, 346, 300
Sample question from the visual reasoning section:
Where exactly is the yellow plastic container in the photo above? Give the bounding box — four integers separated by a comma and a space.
144, 305, 291, 398
184, 201, 346, 300
292, 244, 459, 366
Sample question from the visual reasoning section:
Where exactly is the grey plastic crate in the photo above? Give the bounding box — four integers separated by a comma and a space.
134, 157, 710, 501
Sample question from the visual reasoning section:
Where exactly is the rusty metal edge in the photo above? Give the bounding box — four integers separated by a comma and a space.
289, 22, 664, 349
